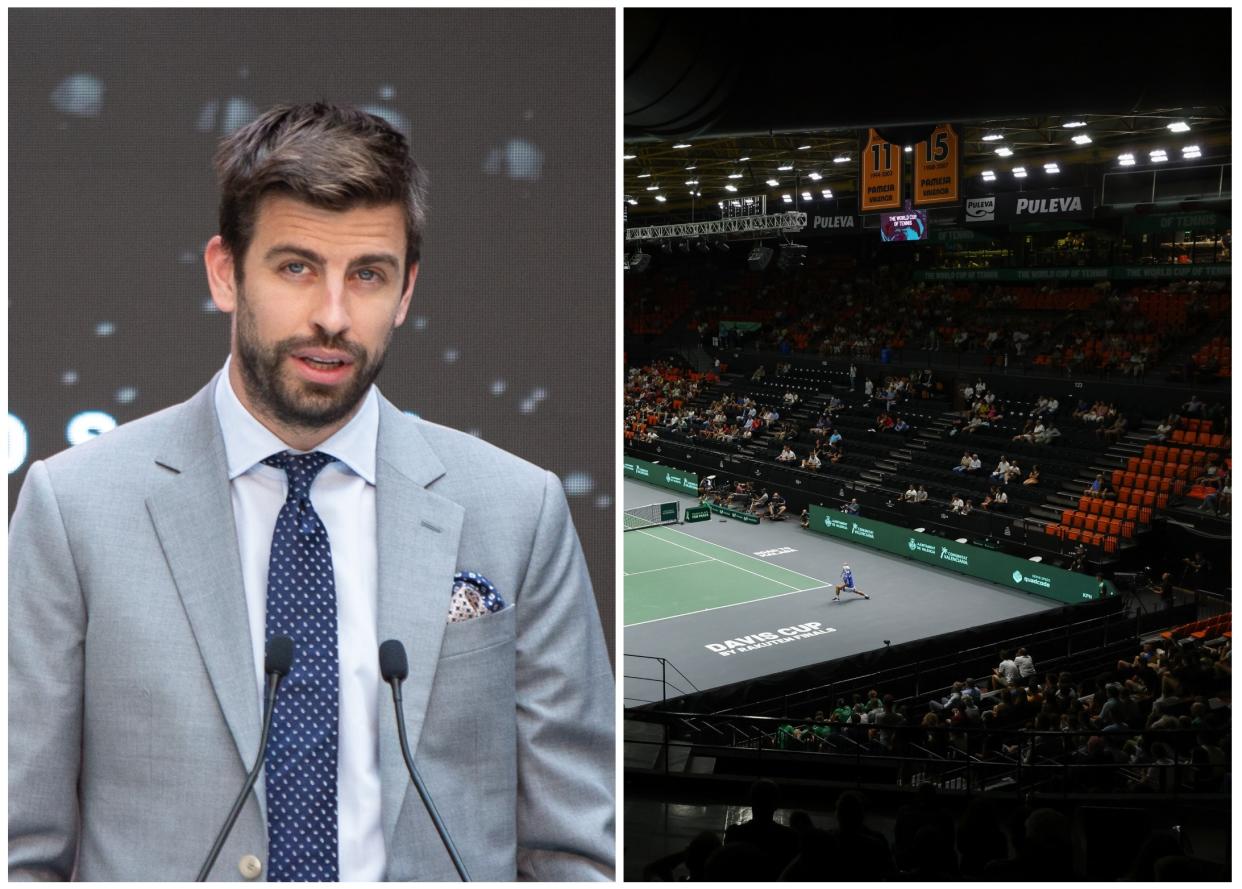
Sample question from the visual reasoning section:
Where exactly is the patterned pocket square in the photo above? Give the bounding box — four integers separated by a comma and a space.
448, 571, 507, 624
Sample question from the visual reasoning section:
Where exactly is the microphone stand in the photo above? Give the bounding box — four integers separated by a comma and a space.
196, 670, 283, 881
386, 676, 471, 881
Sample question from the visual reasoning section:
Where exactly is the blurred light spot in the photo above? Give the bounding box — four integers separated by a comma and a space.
403, 410, 420, 419
467, 428, 482, 438
561, 472, 594, 496
95, 321, 115, 337
178, 249, 197, 264
519, 398, 537, 415
443, 348, 459, 364
412, 316, 428, 331
115, 386, 137, 405
8, 414, 29, 474
221, 97, 258, 134
201, 298, 220, 313
523, 109, 535, 120
532, 387, 548, 402
489, 379, 507, 396
378, 84, 395, 100
238, 66, 250, 79
61, 370, 79, 386
594, 494, 613, 509
51, 73, 105, 117
195, 100, 219, 133
359, 104, 410, 135
482, 139, 544, 182
67, 411, 117, 446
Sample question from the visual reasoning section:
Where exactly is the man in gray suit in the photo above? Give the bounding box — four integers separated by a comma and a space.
9, 103, 614, 881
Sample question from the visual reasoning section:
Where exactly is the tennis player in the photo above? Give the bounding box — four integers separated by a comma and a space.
833, 564, 869, 602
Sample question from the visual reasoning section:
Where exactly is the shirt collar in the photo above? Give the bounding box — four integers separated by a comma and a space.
214, 355, 378, 484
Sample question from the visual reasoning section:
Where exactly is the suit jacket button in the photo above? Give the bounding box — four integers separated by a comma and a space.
238, 854, 262, 880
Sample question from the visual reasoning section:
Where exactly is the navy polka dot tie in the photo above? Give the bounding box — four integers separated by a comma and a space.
262, 451, 340, 882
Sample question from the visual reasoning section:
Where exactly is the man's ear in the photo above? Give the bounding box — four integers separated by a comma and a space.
393, 262, 419, 328
205, 236, 239, 313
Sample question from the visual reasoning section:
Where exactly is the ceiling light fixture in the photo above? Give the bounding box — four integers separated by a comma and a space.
1063, 120, 1087, 128
995, 147, 1013, 157
1071, 134, 1092, 145
1167, 121, 1191, 133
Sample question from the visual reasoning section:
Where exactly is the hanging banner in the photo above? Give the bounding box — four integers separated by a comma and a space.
913, 123, 960, 206
860, 128, 902, 212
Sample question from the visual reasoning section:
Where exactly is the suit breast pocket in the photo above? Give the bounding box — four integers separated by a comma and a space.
439, 602, 517, 659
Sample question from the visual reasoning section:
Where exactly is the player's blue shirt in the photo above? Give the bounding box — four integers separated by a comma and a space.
841, 569, 855, 588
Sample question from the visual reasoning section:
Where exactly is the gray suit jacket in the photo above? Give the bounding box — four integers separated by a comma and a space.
9, 377, 614, 881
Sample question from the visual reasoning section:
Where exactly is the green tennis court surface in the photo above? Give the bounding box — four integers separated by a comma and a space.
624, 525, 829, 625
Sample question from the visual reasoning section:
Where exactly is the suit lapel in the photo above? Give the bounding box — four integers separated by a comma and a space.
144, 381, 265, 818
374, 400, 464, 850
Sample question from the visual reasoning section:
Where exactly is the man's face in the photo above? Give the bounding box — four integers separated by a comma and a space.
208, 196, 416, 438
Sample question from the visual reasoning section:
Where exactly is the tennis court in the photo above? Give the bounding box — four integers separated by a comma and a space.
624, 512, 830, 626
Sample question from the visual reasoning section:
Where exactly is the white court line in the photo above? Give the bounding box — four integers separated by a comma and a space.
623, 558, 715, 577
625, 584, 831, 627
637, 526, 828, 591
652, 524, 828, 586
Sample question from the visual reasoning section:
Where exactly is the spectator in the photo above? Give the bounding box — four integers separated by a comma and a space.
989, 457, 1011, 484
916, 485, 928, 502
799, 507, 810, 528
951, 451, 972, 473
900, 483, 919, 502
641, 830, 722, 881
1014, 647, 1037, 686
992, 650, 1020, 689
993, 488, 1008, 511
842, 498, 860, 516
967, 453, 982, 473
767, 492, 787, 521
1023, 464, 1041, 487
722, 779, 800, 879
776, 444, 796, 463
949, 493, 966, 514
801, 450, 822, 471
828, 791, 895, 880
1083, 473, 1105, 497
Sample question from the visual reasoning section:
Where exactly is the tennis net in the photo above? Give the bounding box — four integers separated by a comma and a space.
623, 501, 680, 531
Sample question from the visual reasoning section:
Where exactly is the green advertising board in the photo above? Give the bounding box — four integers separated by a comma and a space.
685, 505, 711, 523
1126, 212, 1228, 235
706, 502, 761, 525
913, 265, 1230, 283
623, 456, 699, 495
807, 505, 1110, 605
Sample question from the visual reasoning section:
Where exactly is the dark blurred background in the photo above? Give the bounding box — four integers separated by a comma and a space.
8, 8, 616, 658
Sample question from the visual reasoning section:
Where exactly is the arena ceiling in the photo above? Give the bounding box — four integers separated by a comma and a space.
624, 9, 1232, 218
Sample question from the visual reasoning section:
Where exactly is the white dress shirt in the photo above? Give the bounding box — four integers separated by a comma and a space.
214, 358, 385, 881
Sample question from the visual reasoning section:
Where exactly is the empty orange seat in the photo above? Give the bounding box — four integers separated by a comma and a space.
1084, 515, 1098, 532
1139, 507, 1152, 523
1067, 528, 1081, 542
1104, 536, 1118, 553
1108, 518, 1122, 536
1144, 444, 1157, 459
1157, 493, 1169, 509
1062, 509, 1073, 526
1112, 470, 1124, 488
1125, 505, 1139, 522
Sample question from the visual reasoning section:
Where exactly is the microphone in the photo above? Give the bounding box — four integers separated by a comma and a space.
196, 636, 294, 882
379, 639, 471, 881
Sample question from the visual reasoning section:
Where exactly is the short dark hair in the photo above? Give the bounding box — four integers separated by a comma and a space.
214, 102, 428, 279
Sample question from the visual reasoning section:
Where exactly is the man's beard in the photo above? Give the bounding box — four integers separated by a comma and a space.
234, 286, 391, 432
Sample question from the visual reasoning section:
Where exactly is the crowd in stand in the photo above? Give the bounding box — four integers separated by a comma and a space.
639, 628, 1230, 880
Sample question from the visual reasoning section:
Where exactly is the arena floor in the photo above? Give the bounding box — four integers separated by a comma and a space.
623, 478, 1059, 706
